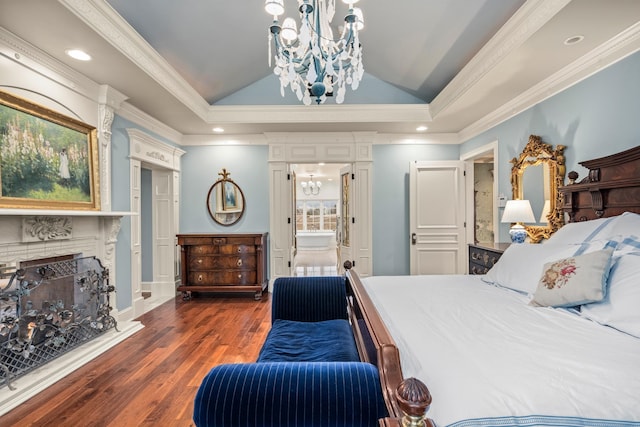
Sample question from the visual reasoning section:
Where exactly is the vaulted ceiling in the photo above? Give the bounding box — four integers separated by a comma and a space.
1, 0, 639, 138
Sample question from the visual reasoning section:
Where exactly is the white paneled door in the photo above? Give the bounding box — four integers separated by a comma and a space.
409, 161, 466, 274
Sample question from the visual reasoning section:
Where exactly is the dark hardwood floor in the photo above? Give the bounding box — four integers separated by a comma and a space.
1, 293, 272, 427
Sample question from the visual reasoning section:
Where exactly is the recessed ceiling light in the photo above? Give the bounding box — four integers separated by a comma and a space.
213, 127, 224, 133
564, 35, 584, 46
65, 49, 91, 61
416, 125, 428, 132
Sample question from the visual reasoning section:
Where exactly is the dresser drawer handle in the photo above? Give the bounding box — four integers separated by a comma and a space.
237, 247, 242, 253
471, 252, 480, 260
238, 274, 242, 279
197, 259, 203, 264
236, 259, 243, 267
197, 274, 204, 282
213, 238, 225, 244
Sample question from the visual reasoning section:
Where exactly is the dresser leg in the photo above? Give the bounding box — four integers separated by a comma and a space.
182, 291, 192, 301
254, 291, 262, 301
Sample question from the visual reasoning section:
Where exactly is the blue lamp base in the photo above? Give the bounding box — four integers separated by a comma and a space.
509, 224, 528, 244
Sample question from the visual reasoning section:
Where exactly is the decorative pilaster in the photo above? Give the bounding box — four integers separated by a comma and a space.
98, 85, 128, 212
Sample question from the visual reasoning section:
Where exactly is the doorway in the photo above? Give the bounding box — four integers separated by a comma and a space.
290, 163, 347, 276
127, 129, 185, 319
461, 141, 499, 247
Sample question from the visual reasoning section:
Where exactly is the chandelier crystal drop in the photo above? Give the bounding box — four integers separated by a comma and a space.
265, 0, 365, 105
300, 175, 322, 195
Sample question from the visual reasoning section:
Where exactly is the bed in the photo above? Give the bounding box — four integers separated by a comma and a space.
345, 145, 640, 427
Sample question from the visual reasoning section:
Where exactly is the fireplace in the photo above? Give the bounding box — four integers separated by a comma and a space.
0, 255, 116, 389
0, 212, 142, 415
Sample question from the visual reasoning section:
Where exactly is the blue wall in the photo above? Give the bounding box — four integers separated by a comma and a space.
179, 145, 270, 234
372, 144, 461, 275
110, 116, 132, 311
461, 50, 640, 241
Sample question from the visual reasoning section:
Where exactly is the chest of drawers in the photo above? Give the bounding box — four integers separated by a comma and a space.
468, 243, 509, 275
177, 233, 268, 300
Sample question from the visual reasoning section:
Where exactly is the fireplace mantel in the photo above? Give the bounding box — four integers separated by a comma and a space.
0, 209, 143, 414
0, 209, 134, 217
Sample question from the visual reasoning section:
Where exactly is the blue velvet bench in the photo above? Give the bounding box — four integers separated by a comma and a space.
257, 276, 360, 362
193, 276, 390, 427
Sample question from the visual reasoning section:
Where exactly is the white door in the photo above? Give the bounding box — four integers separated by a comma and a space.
339, 164, 354, 272
130, 160, 144, 317
410, 161, 466, 274
152, 169, 175, 296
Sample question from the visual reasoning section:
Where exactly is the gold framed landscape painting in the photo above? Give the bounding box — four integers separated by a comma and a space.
0, 90, 100, 210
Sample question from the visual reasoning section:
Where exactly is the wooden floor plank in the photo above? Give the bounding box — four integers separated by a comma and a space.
0, 294, 272, 427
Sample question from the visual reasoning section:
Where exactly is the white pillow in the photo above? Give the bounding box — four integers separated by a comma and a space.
483, 240, 610, 295
545, 216, 617, 244
581, 252, 640, 338
530, 248, 614, 308
609, 212, 640, 239
546, 211, 640, 245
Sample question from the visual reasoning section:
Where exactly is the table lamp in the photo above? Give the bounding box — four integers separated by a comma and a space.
539, 199, 551, 224
501, 199, 535, 243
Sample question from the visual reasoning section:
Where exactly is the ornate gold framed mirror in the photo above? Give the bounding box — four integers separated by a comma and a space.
510, 135, 566, 243
207, 169, 245, 226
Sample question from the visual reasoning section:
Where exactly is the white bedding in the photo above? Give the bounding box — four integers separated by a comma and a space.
363, 274, 640, 427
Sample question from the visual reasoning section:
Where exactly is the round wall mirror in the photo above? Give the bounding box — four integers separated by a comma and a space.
207, 169, 245, 226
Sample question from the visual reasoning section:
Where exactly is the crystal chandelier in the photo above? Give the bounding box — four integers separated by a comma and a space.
264, 0, 364, 105
301, 175, 322, 195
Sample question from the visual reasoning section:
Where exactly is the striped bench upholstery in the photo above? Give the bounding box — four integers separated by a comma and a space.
193, 362, 389, 427
270, 276, 349, 322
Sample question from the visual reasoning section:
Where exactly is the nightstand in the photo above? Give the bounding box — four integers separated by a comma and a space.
468, 243, 510, 275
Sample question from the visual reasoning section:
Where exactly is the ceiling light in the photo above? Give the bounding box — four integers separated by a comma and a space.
65, 49, 91, 61
265, 0, 365, 105
300, 174, 322, 195
213, 127, 224, 133
564, 35, 584, 46
416, 125, 428, 132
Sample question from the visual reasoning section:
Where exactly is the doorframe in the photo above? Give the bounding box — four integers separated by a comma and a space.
461, 141, 499, 249
127, 129, 185, 318
267, 134, 374, 288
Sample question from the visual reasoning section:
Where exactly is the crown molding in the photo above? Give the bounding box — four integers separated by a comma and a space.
117, 102, 183, 145
206, 103, 431, 125
459, 20, 640, 143
373, 133, 460, 145
59, 0, 210, 119
430, 0, 571, 119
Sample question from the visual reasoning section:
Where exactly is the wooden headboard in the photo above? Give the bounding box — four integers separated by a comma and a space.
559, 145, 640, 222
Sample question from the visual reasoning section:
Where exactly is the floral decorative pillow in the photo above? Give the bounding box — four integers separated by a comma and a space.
530, 248, 614, 308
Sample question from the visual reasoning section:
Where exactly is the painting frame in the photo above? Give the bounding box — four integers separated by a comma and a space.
0, 90, 100, 210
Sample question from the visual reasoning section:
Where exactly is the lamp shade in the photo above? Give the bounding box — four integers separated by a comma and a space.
501, 199, 535, 224
265, 0, 284, 16
281, 17, 298, 41
539, 200, 551, 223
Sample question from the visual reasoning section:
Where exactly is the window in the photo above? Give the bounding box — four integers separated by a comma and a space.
296, 200, 338, 231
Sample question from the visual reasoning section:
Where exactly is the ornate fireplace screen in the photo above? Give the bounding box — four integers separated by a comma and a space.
0, 256, 116, 389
